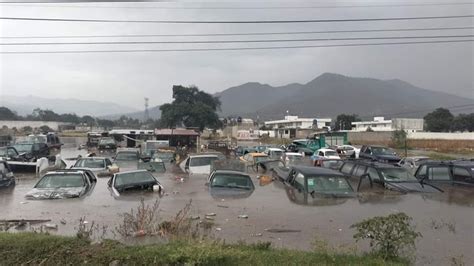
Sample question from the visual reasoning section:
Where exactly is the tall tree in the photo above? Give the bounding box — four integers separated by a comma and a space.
160, 85, 221, 131
0, 107, 18, 120
424, 108, 454, 132
451, 113, 474, 132
334, 114, 360, 131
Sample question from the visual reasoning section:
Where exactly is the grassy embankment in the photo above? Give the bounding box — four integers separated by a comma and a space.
0, 233, 407, 265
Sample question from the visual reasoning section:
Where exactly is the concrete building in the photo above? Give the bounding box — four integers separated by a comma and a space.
264, 116, 331, 130
351, 117, 424, 132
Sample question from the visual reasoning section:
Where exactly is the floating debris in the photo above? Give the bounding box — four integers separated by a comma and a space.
60, 219, 67, 225
44, 223, 58, 230
190, 216, 200, 220
251, 233, 263, 237
205, 216, 215, 221
206, 213, 216, 217
215, 227, 222, 231
217, 205, 229, 208
264, 228, 301, 233
238, 214, 249, 219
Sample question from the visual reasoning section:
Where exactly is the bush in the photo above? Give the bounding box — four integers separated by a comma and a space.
351, 212, 421, 260
391, 130, 407, 149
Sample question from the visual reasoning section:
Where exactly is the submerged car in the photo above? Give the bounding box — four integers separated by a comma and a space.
138, 157, 166, 173
113, 149, 140, 169
0, 160, 15, 188
98, 137, 117, 152
339, 160, 441, 193
208, 170, 254, 199
359, 145, 400, 164
397, 156, 430, 174
282, 152, 304, 164
316, 158, 344, 170
13, 141, 50, 161
72, 157, 118, 176
263, 148, 285, 159
280, 166, 355, 202
25, 169, 97, 199
239, 152, 269, 170
107, 170, 163, 197
414, 160, 474, 187
334, 145, 360, 158
180, 154, 221, 175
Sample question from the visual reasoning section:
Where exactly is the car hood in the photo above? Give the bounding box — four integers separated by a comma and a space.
25, 187, 86, 199
376, 154, 401, 161
385, 181, 440, 193
210, 187, 254, 199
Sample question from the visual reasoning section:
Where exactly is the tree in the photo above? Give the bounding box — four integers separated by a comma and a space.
451, 113, 474, 132
0, 107, 18, 120
81, 115, 96, 127
160, 85, 221, 131
29, 108, 61, 121
60, 113, 80, 124
424, 108, 454, 132
334, 114, 360, 131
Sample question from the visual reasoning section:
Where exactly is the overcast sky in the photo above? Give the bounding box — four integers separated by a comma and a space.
0, 0, 473, 109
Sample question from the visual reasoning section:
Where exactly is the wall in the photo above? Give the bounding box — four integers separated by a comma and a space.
347, 131, 393, 145
407, 132, 474, 140
392, 118, 424, 132
0, 120, 66, 131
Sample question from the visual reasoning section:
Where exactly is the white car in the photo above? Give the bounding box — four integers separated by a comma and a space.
314, 148, 341, 159
282, 152, 304, 163
179, 154, 220, 175
263, 148, 285, 159
336, 145, 360, 158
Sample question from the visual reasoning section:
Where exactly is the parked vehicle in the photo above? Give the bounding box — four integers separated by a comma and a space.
98, 137, 117, 152
72, 157, 118, 177
0, 146, 22, 161
86, 132, 103, 148
25, 169, 97, 199
339, 160, 441, 193
207, 170, 254, 199
334, 145, 360, 158
233, 146, 257, 157
13, 141, 50, 161
113, 149, 140, 169
316, 158, 344, 170
398, 156, 430, 174
138, 157, 166, 173
107, 170, 163, 197
142, 140, 170, 157
414, 160, 474, 187
359, 145, 400, 164
282, 152, 304, 164
277, 166, 355, 201
286, 133, 348, 155
263, 147, 285, 159
0, 160, 15, 187
180, 154, 221, 175
239, 152, 269, 171
253, 145, 271, 153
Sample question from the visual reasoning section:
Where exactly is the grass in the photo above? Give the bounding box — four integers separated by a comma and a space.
0, 232, 408, 265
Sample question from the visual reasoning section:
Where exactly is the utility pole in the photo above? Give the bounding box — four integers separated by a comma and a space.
144, 97, 149, 122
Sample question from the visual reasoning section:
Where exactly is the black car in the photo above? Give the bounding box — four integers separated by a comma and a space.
13, 142, 50, 161
98, 137, 117, 152
339, 160, 441, 193
0, 146, 22, 161
0, 160, 15, 188
359, 145, 400, 164
414, 160, 474, 187
108, 170, 163, 197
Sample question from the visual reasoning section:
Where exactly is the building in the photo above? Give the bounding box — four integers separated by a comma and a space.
351, 117, 424, 132
154, 128, 200, 147
264, 116, 331, 130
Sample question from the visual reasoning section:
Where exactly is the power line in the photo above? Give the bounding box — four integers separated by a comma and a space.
2, 2, 473, 9
2, 34, 473, 46
1, 14, 473, 24
1, 39, 472, 54
2, 26, 473, 39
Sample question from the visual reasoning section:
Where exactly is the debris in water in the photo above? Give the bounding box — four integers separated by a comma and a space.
251, 233, 263, 237
259, 175, 273, 186
215, 227, 222, 231
338, 228, 342, 232
82, 220, 89, 224
172, 191, 180, 195
264, 228, 301, 233
205, 216, 215, 221
44, 223, 58, 230
20, 201, 29, 205
60, 219, 67, 225
206, 213, 216, 216
238, 214, 249, 219
190, 216, 200, 220
217, 205, 229, 208
134, 230, 146, 237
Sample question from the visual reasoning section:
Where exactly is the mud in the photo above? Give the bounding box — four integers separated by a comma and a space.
0, 137, 473, 265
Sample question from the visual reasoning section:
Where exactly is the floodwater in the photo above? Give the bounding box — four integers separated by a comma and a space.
1, 138, 473, 265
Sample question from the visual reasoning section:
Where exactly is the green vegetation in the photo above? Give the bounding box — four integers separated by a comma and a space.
391, 130, 408, 149
0, 233, 408, 265
351, 213, 422, 260
424, 108, 473, 132
335, 113, 361, 131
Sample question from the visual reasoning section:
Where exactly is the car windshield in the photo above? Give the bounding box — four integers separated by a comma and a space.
308, 176, 352, 193
99, 139, 115, 145
13, 143, 33, 153
0, 148, 8, 157
35, 174, 85, 188
371, 147, 395, 155
307, 176, 352, 193
380, 168, 418, 182
74, 158, 105, 169
115, 152, 138, 161
115, 171, 155, 187
271, 151, 283, 158
254, 156, 268, 163
211, 174, 253, 189
190, 156, 219, 167
154, 153, 174, 160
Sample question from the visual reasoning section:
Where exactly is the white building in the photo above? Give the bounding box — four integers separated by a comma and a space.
352, 117, 423, 132
264, 116, 331, 130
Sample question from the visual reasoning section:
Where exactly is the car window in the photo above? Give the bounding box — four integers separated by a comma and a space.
293, 172, 305, 190
428, 167, 451, 181
0, 163, 6, 174
340, 162, 355, 175
190, 156, 218, 167
318, 151, 324, 156
416, 165, 427, 177
453, 167, 472, 182
366, 167, 380, 181
354, 165, 367, 177
36, 174, 85, 188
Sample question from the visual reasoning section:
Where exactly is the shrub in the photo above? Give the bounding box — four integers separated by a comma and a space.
351, 212, 421, 260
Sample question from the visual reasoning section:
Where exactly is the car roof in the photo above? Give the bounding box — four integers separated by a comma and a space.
189, 154, 219, 158
291, 165, 345, 176
78, 157, 108, 160
247, 152, 267, 157
317, 148, 336, 152
419, 160, 474, 167
212, 170, 250, 176
267, 148, 284, 151
45, 169, 88, 175
285, 152, 303, 156
115, 169, 149, 175
343, 160, 399, 169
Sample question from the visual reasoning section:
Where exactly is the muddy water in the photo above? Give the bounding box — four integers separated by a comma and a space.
1, 138, 473, 265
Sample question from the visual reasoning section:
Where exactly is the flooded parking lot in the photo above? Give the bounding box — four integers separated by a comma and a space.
1, 138, 473, 265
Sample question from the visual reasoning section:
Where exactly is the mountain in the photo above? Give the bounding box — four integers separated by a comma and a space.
1, 95, 139, 117
102, 105, 162, 120
220, 73, 474, 120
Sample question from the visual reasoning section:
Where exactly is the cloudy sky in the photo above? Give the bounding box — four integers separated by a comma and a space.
0, 0, 473, 109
